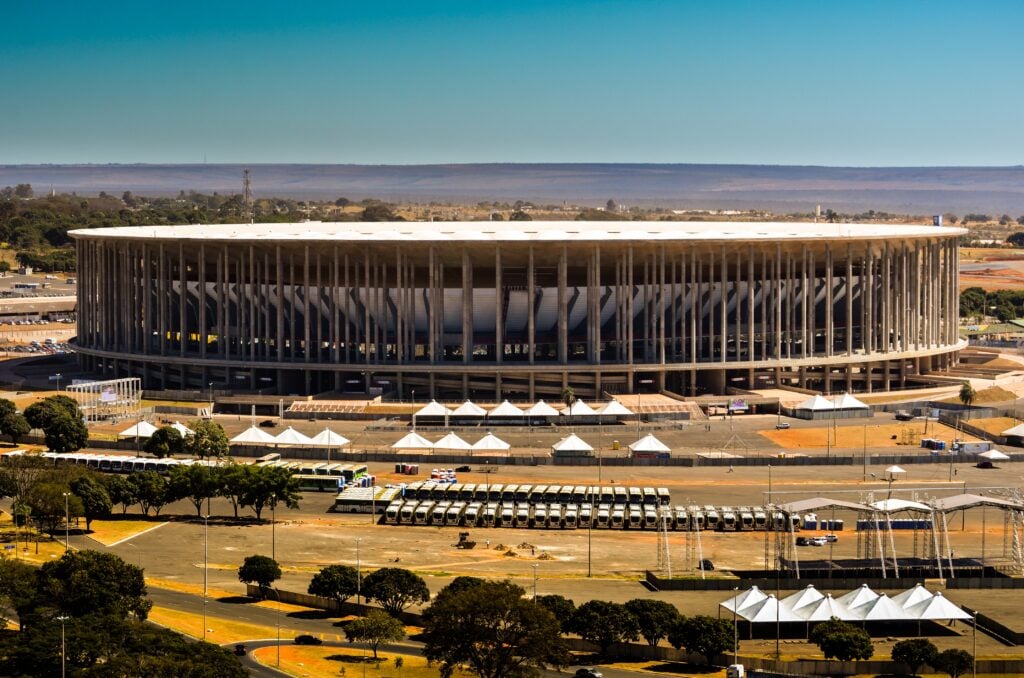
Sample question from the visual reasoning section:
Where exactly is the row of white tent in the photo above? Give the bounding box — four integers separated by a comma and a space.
119, 421, 352, 448
392, 430, 671, 454
794, 392, 870, 412
414, 399, 635, 418
720, 583, 971, 623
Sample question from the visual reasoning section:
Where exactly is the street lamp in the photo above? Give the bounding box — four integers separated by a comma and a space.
62, 492, 70, 550
356, 537, 362, 609
732, 586, 739, 664
57, 615, 69, 678
531, 563, 539, 601
266, 587, 282, 667
271, 501, 276, 562
203, 514, 209, 640
208, 382, 214, 413
52, 372, 63, 392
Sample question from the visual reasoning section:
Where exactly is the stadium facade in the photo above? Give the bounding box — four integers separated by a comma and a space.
70, 221, 966, 400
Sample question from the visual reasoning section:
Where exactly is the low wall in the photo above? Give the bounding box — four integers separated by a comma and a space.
646, 570, 1024, 592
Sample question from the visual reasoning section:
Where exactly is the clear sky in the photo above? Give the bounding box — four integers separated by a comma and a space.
2, 1, 1022, 166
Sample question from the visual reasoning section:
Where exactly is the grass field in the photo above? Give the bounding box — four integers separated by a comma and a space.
148, 605, 298, 645
87, 518, 166, 545
251, 646, 473, 678
964, 416, 1019, 435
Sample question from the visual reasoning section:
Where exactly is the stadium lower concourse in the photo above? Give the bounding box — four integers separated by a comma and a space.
70, 221, 966, 399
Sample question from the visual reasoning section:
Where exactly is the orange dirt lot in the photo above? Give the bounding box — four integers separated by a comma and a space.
760, 422, 978, 450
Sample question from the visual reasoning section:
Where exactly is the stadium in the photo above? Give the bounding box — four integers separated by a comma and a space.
70, 221, 966, 400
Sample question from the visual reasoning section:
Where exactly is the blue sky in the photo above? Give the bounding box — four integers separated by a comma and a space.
2, 1, 1022, 165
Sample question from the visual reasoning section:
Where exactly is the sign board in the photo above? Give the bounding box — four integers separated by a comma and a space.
100, 386, 117, 402
729, 398, 749, 412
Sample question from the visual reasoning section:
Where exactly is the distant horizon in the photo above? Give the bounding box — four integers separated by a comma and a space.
4, 161, 1024, 170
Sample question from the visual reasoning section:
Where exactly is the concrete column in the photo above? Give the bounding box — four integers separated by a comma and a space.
304, 245, 311, 363
199, 243, 207, 359
658, 246, 666, 365
528, 246, 535, 365
720, 247, 728, 362
462, 249, 472, 364
495, 246, 503, 364
825, 244, 833, 357
595, 246, 602, 365
178, 243, 186, 358
558, 246, 567, 364
276, 246, 285, 362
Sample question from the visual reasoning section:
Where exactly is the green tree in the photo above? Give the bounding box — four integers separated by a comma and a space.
0, 558, 35, 628
0, 398, 14, 421
28, 550, 151, 621
0, 412, 30, 444
13, 184, 32, 199
217, 463, 247, 518
809, 618, 873, 661
24, 480, 83, 532
129, 471, 169, 516
184, 419, 229, 459
239, 464, 300, 520
308, 564, 360, 608
23, 394, 81, 428
959, 381, 976, 420
144, 426, 184, 458
361, 204, 397, 221
569, 600, 639, 656
510, 209, 532, 221
344, 609, 406, 659
438, 575, 486, 598
238, 554, 281, 596
667, 615, 733, 666
362, 567, 430, 615
535, 594, 576, 629
934, 648, 973, 678
41, 411, 89, 453
70, 473, 112, 530
422, 579, 569, 678
167, 463, 219, 517
624, 598, 680, 647
102, 473, 137, 514
1007, 231, 1024, 247
892, 638, 938, 676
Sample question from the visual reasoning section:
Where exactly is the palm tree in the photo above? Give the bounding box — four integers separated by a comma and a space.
959, 382, 976, 420
561, 386, 576, 429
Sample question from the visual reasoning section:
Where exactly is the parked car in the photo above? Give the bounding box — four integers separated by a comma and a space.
259, 419, 276, 428
576, 669, 603, 678
775, 422, 790, 430
699, 558, 715, 571
233, 644, 247, 656
294, 634, 322, 646
809, 537, 828, 546
824, 534, 839, 543
796, 536, 810, 546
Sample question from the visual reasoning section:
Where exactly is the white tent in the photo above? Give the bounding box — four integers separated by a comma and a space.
628, 434, 671, 453
849, 593, 906, 621
795, 394, 834, 411
1002, 422, 1024, 436
719, 586, 769, 614
489, 400, 525, 417
836, 584, 879, 610
780, 585, 824, 612
793, 594, 853, 622
904, 592, 972, 621
562, 400, 598, 417
472, 432, 511, 451
892, 583, 934, 609
118, 421, 158, 439
310, 428, 350, 447
391, 432, 435, 450
552, 433, 593, 453
451, 400, 487, 417
433, 432, 472, 450
737, 595, 803, 623
230, 426, 277, 445
833, 392, 869, 410
274, 427, 314, 446
596, 400, 635, 416
170, 421, 194, 437
885, 464, 907, 476
524, 400, 560, 417
978, 449, 1010, 461
871, 498, 931, 512
415, 400, 453, 417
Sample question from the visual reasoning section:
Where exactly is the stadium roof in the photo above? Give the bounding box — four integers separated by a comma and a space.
70, 221, 964, 244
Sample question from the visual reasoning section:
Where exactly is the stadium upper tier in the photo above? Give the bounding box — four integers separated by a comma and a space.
70, 221, 966, 400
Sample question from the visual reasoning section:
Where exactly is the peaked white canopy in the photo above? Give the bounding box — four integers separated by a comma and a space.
552, 433, 593, 452
170, 421, 194, 436
795, 394, 834, 411
836, 584, 879, 610
230, 426, 277, 445
310, 428, 350, 447
472, 432, 511, 451
719, 586, 769, 614
451, 400, 487, 417
834, 392, 869, 409
597, 400, 635, 416
524, 400, 560, 417
391, 432, 435, 449
118, 421, 158, 438
737, 595, 803, 623
891, 584, 934, 609
794, 594, 853, 622
849, 593, 906, 621
274, 427, 314, 446
904, 592, 972, 620
415, 400, 453, 417
433, 432, 472, 450
562, 400, 597, 416
1002, 422, 1024, 436
628, 434, 671, 453
871, 498, 932, 512
489, 400, 525, 417
885, 464, 907, 475
780, 585, 824, 612
978, 449, 1010, 461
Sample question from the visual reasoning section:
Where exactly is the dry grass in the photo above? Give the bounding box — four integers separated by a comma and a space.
964, 416, 1020, 435
148, 605, 297, 644
251, 645, 474, 678
938, 386, 1018, 405
760, 421, 978, 450
87, 518, 166, 546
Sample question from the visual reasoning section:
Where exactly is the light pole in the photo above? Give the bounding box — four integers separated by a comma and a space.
732, 586, 739, 664
356, 537, 362, 609
531, 563, 539, 601
767, 464, 772, 504
57, 615, 68, 678
208, 382, 214, 414
62, 492, 70, 550
53, 372, 63, 392
267, 587, 282, 667
203, 513, 209, 640
271, 501, 276, 562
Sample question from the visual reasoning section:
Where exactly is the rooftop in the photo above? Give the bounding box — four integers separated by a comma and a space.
69, 221, 965, 244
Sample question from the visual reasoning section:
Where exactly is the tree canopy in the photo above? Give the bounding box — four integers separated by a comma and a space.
344, 609, 406, 659
184, 420, 229, 459
144, 426, 185, 458
308, 564, 360, 608
892, 638, 938, 676
624, 598, 680, 647
569, 600, 639, 656
238, 554, 281, 594
808, 618, 874, 661
934, 648, 973, 678
362, 567, 430, 615
421, 579, 569, 678
667, 615, 733, 665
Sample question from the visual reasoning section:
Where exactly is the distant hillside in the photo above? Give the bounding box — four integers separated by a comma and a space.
2, 163, 1023, 214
